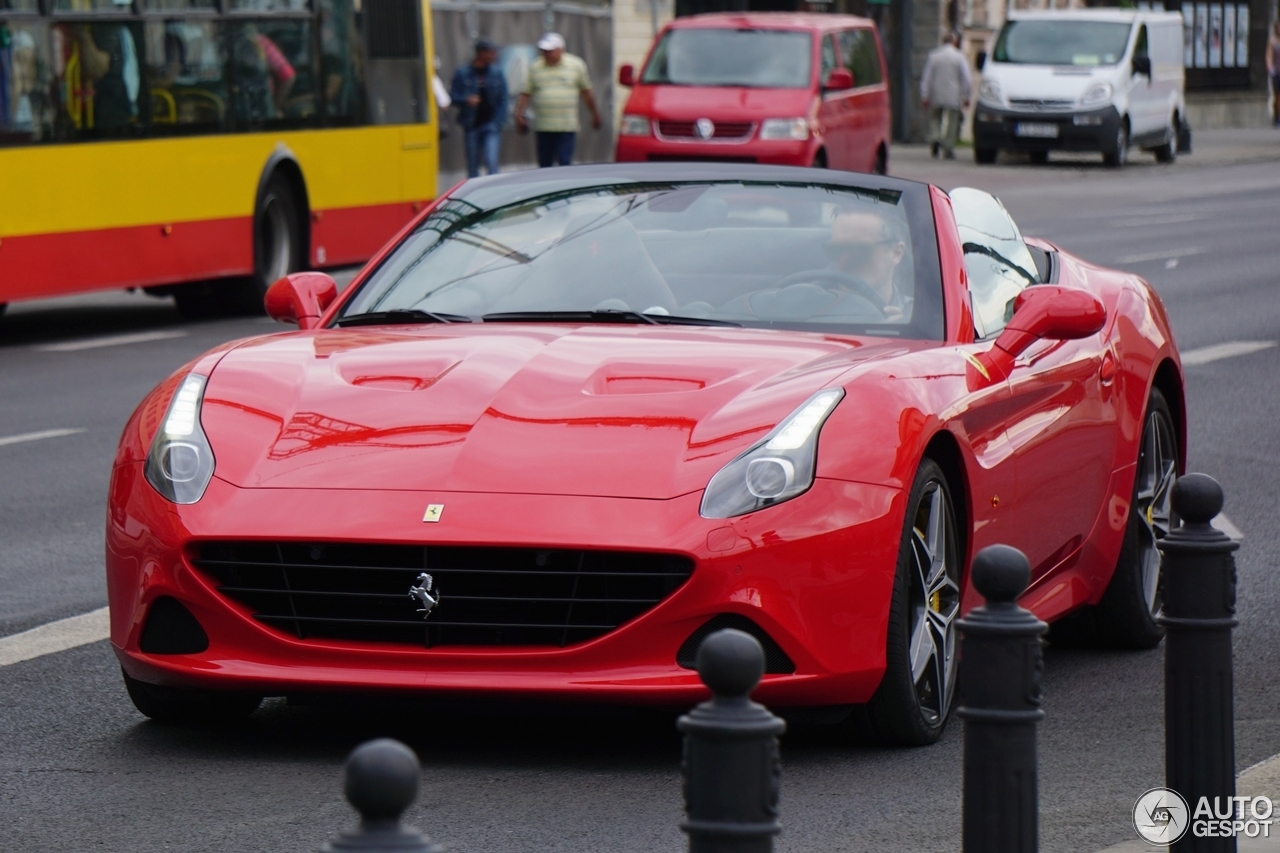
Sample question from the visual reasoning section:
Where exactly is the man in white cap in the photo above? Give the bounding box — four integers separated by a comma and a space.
515, 32, 602, 167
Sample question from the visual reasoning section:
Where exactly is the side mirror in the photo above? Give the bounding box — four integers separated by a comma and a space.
1132, 54, 1152, 77
976, 50, 987, 71
619, 64, 635, 87
265, 272, 338, 330
993, 286, 1105, 358
824, 68, 854, 91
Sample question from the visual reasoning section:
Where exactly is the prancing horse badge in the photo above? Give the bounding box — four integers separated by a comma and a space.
422, 504, 444, 523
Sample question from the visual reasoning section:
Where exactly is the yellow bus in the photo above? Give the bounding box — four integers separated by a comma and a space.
0, 0, 437, 318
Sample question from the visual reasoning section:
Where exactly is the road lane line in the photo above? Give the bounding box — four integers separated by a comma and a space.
0, 607, 109, 668
1212, 513, 1244, 541
0, 427, 85, 448
36, 330, 187, 352
1115, 247, 1205, 264
1181, 340, 1277, 366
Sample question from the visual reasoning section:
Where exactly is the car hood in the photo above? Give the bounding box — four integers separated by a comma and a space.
201, 325, 916, 498
985, 63, 1112, 103
636, 84, 815, 121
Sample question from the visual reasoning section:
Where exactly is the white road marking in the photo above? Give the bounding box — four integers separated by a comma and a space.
36, 329, 187, 352
0, 427, 85, 448
1181, 340, 1277, 366
1212, 513, 1244, 541
1164, 258, 1178, 269
0, 607, 109, 668
1115, 247, 1205, 264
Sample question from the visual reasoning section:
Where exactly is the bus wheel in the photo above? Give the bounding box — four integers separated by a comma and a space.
224, 174, 306, 316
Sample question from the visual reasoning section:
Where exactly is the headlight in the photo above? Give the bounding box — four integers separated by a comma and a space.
700, 388, 844, 519
1080, 82, 1113, 106
144, 374, 215, 504
759, 118, 809, 141
619, 115, 651, 137
978, 79, 1005, 107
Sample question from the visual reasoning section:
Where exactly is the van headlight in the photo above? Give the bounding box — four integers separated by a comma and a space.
619, 115, 651, 136
144, 374, 216, 504
760, 118, 810, 141
978, 79, 1006, 107
1080, 82, 1113, 107
700, 389, 844, 519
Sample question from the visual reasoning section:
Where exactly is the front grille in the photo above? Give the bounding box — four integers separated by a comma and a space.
192, 542, 694, 648
1008, 98, 1075, 112
656, 120, 755, 141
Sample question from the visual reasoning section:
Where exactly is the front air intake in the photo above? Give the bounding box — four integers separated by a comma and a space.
139, 596, 209, 654
677, 613, 795, 674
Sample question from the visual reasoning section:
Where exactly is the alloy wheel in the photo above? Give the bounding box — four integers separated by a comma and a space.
1134, 408, 1177, 616
906, 481, 960, 725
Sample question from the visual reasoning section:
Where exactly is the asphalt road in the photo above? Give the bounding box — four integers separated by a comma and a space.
3, 149, 1279, 853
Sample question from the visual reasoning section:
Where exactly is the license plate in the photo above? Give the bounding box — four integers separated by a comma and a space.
1015, 122, 1060, 138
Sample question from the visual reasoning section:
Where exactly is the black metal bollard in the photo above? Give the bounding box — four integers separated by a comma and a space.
1158, 474, 1239, 853
319, 738, 443, 852
678, 628, 786, 853
958, 545, 1047, 853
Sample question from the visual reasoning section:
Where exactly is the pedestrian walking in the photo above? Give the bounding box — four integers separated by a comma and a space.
514, 32, 602, 167
450, 38, 508, 178
920, 31, 972, 159
1268, 21, 1280, 127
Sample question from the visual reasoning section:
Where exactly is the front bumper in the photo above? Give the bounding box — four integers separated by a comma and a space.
107, 463, 903, 709
615, 133, 816, 166
973, 104, 1121, 153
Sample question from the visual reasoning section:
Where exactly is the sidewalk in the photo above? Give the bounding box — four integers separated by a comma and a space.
1094, 754, 1280, 852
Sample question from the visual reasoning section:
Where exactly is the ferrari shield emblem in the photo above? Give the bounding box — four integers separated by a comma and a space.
422, 504, 444, 523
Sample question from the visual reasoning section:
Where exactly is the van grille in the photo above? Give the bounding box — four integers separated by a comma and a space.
192, 542, 693, 648
656, 120, 755, 141
1008, 98, 1075, 113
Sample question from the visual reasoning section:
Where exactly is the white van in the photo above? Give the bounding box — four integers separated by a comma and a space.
973, 10, 1186, 166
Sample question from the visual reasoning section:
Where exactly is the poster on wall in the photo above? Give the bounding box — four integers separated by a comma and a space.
1182, 3, 1195, 66
1194, 3, 1208, 66
1223, 3, 1236, 66
1236, 4, 1249, 66
1208, 3, 1222, 67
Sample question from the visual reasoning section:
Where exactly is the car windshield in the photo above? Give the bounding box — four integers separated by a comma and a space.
994, 20, 1132, 66
339, 179, 945, 339
640, 29, 812, 88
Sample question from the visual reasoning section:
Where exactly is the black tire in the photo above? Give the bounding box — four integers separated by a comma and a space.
873, 145, 888, 175
122, 669, 262, 724
250, 175, 304, 305
862, 458, 962, 745
974, 147, 997, 165
1154, 117, 1178, 164
1028, 150, 1049, 165
1103, 122, 1129, 168
812, 149, 828, 169
1093, 388, 1178, 649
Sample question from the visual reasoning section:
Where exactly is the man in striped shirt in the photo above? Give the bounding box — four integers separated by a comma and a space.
515, 32, 602, 167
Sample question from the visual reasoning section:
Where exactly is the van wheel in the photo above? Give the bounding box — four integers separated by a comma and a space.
873, 145, 888, 175
974, 147, 997, 164
1103, 122, 1129, 167
1029, 150, 1049, 165
811, 150, 828, 168
1154, 117, 1178, 163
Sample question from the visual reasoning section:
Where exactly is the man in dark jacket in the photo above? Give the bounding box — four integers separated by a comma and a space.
450, 38, 508, 177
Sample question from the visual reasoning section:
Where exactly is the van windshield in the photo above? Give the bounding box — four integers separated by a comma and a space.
993, 20, 1132, 66
641, 29, 812, 88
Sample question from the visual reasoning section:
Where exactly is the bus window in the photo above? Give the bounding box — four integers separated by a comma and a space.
229, 20, 314, 123
320, 0, 362, 120
49, 0, 133, 12
227, 0, 309, 11
145, 19, 225, 129
1, 0, 40, 10
52, 21, 144, 134
2, 21, 54, 142
140, 0, 217, 10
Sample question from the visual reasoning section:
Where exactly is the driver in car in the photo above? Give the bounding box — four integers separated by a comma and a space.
824, 210, 910, 321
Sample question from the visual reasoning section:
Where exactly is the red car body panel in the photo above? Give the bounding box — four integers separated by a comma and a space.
106, 170, 1184, 709
615, 13, 891, 173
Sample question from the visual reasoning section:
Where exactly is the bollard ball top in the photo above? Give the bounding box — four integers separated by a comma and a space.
344, 738, 420, 823
971, 544, 1030, 604
1170, 473, 1223, 526
696, 628, 764, 699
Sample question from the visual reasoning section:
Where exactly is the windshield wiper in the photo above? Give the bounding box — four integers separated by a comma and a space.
481, 310, 741, 327
334, 309, 473, 327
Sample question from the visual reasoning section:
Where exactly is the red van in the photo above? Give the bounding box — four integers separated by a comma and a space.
615, 13, 891, 173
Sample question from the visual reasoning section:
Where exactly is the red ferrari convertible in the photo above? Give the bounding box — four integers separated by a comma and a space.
106, 164, 1183, 744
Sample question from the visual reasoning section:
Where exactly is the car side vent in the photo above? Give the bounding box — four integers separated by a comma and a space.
366, 0, 421, 59
139, 597, 209, 655
676, 614, 795, 674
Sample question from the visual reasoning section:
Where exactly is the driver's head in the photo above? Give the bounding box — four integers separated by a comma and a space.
825, 210, 906, 297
